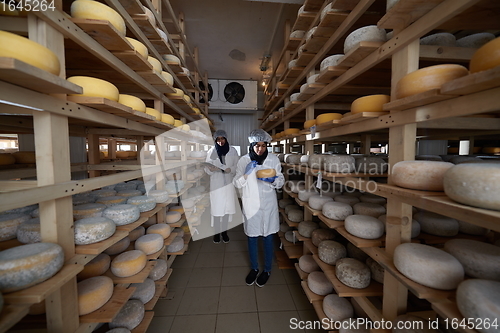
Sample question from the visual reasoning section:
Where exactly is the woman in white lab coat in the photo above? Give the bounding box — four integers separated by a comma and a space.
205, 130, 239, 243
233, 129, 284, 287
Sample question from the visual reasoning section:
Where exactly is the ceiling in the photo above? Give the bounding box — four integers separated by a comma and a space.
169, 0, 303, 85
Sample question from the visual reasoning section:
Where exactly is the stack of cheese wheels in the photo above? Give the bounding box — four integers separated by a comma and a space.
117, 190, 141, 198
111, 250, 147, 277
0, 213, 31, 241
456, 279, 500, 329
353, 202, 386, 218
323, 155, 355, 173
125, 37, 148, 60
173, 119, 183, 127
96, 196, 127, 207
78, 253, 111, 280
256, 168, 276, 179
298, 221, 319, 238
0, 242, 64, 293
308, 154, 324, 170
470, 36, 500, 72
287, 209, 303, 222
92, 189, 117, 198
161, 71, 174, 85
335, 258, 371, 289
318, 240, 346, 265
316, 113, 342, 125
127, 196, 156, 212
395, 64, 469, 99
351, 94, 390, 113
67, 76, 120, 101
74, 217, 116, 245
147, 56, 162, 75
322, 201, 353, 221
103, 204, 140, 226
71, 0, 126, 35
309, 195, 333, 210
104, 237, 130, 255
391, 160, 454, 191
320, 54, 344, 71
77, 276, 114, 315
355, 156, 388, 174
118, 94, 146, 113
0, 31, 60, 75
344, 25, 386, 54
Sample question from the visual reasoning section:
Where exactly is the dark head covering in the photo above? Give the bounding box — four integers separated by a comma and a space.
248, 129, 271, 165
212, 129, 229, 164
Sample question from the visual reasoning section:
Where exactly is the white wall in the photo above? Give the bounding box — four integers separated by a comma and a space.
211, 113, 259, 156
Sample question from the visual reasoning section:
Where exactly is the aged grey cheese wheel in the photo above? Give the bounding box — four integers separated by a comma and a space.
148, 259, 168, 281
285, 154, 303, 165
104, 237, 131, 255
73, 203, 106, 221
366, 257, 384, 283
309, 195, 334, 210
345, 215, 385, 239
322, 294, 354, 321
290, 30, 305, 39
456, 279, 500, 333
323, 155, 355, 173
308, 155, 324, 170
343, 190, 363, 198
378, 215, 420, 238
91, 189, 117, 199
320, 54, 344, 71
0, 213, 31, 241
344, 25, 386, 54
147, 190, 170, 203
165, 211, 182, 224
114, 183, 138, 192
128, 226, 145, 242
96, 196, 128, 207
147, 223, 171, 239
279, 199, 294, 209
392, 161, 454, 191
72, 194, 96, 205
394, 243, 464, 290
102, 204, 140, 226
298, 189, 318, 202
359, 193, 386, 205
443, 164, 500, 211
318, 240, 346, 265
298, 254, 320, 273
311, 228, 336, 247
172, 227, 184, 239
280, 223, 292, 233
346, 242, 369, 263
456, 32, 495, 48
322, 201, 353, 221
167, 236, 184, 253
335, 258, 371, 289
287, 180, 305, 193
288, 209, 303, 222
355, 157, 388, 174
458, 220, 489, 236
109, 299, 145, 330
353, 203, 386, 218
130, 278, 155, 304
319, 190, 342, 199
135, 234, 163, 255
444, 239, 500, 280
414, 211, 459, 236
298, 221, 319, 238
284, 230, 296, 243
307, 271, 333, 296
334, 195, 360, 206
74, 217, 116, 245
127, 196, 156, 212
392, 314, 435, 333
420, 32, 456, 46
2, 204, 37, 215
16, 218, 41, 244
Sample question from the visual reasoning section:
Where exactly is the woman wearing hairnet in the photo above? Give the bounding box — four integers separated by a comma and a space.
233, 129, 284, 287
205, 129, 239, 243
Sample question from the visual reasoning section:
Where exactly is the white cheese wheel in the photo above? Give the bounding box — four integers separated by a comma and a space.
355, 157, 388, 174
104, 237, 131, 256
394, 243, 464, 290
0, 242, 64, 293
307, 271, 333, 296
167, 236, 184, 253
322, 294, 354, 321
285, 154, 302, 165
311, 229, 336, 247
392, 161, 454, 191
366, 257, 384, 283
74, 217, 116, 245
298, 189, 319, 202
77, 276, 114, 315
147, 190, 170, 203
78, 253, 111, 280
119, 94, 146, 113
71, 0, 126, 35
298, 254, 320, 273
444, 239, 500, 280
309, 195, 334, 210
73, 203, 106, 221
420, 32, 456, 46
96, 196, 127, 207
147, 224, 171, 239
456, 32, 495, 48
67, 76, 119, 101
165, 211, 182, 224
130, 278, 155, 304
161, 71, 174, 85
2, 204, 38, 216
345, 215, 385, 239
72, 194, 96, 206
318, 240, 346, 265
290, 30, 305, 39
125, 37, 148, 59
16, 218, 41, 244
307, 74, 320, 84
135, 234, 163, 255
336, 258, 371, 289
279, 199, 294, 209
414, 211, 459, 236
117, 190, 142, 198
298, 221, 319, 238
127, 196, 156, 212
111, 250, 147, 278
351, 94, 390, 113
359, 193, 386, 205
287, 209, 304, 222
470, 37, 500, 73
308, 155, 324, 170
334, 195, 360, 206
300, 155, 310, 165
91, 189, 117, 199
320, 54, 344, 71
102, 204, 140, 226
457, 220, 489, 236
0, 213, 31, 241
128, 226, 145, 242
456, 279, 500, 333
284, 230, 296, 243
162, 54, 181, 65
148, 259, 168, 281
323, 155, 355, 173
322, 201, 353, 221
109, 299, 145, 330
443, 163, 500, 211
287, 180, 305, 193
353, 202, 386, 218
344, 25, 386, 54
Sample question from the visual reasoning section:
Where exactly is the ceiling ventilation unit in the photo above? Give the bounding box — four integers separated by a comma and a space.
207, 79, 258, 110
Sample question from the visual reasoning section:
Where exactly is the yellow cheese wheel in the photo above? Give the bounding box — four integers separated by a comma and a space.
351, 94, 390, 113
304, 119, 316, 129
256, 169, 276, 178
147, 56, 162, 74
77, 276, 114, 315
192, 107, 201, 114
125, 37, 148, 60
482, 147, 500, 154
118, 94, 146, 112
161, 113, 175, 125
161, 71, 174, 85
0, 31, 60, 75
78, 253, 111, 280
12, 151, 36, 164
181, 124, 190, 131
182, 94, 192, 104
67, 76, 119, 101
162, 54, 181, 65
70, 0, 126, 35
110, 250, 147, 278
134, 234, 163, 255
169, 205, 184, 214
469, 37, 500, 73
165, 211, 181, 224
167, 88, 184, 97
316, 113, 342, 124
115, 151, 129, 158
145, 107, 161, 120
395, 64, 469, 99
173, 119, 183, 127
284, 128, 300, 135
73, 203, 106, 220
147, 224, 172, 239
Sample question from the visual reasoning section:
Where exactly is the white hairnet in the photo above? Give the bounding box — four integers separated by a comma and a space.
248, 129, 272, 143
213, 129, 228, 141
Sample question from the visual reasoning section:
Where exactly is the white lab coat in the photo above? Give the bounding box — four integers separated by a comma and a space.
233, 153, 284, 237
205, 146, 239, 218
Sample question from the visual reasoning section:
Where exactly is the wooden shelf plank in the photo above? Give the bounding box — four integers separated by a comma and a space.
318, 214, 344, 229
293, 230, 310, 242
296, 52, 316, 67
131, 310, 154, 333
383, 89, 456, 112
71, 18, 132, 51
144, 282, 165, 311
112, 50, 152, 71
378, 0, 445, 29
336, 226, 385, 248
304, 240, 318, 255
302, 36, 330, 54
301, 280, 325, 303
299, 83, 326, 95
76, 229, 129, 255
136, 70, 168, 86
441, 66, 500, 96
103, 260, 156, 284
166, 217, 187, 229
303, 202, 322, 216
280, 210, 300, 228
419, 45, 476, 63
3, 264, 83, 304
0, 57, 83, 95
0, 304, 30, 333
79, 285, 136, 323
146, 245, 166, 260
316, 66, 349, 83
318, 11, 349, 29
284, 242, 303, 259
292, 12, 316, 32
340, 112, 389, 124
115, 216, 148, 232
337, 41, 384, 68
431, 300, 477, 333
303, 0, 324, 12
132, 15, 161, 39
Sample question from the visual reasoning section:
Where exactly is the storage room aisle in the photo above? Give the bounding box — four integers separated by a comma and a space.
146, 222, 321, 333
